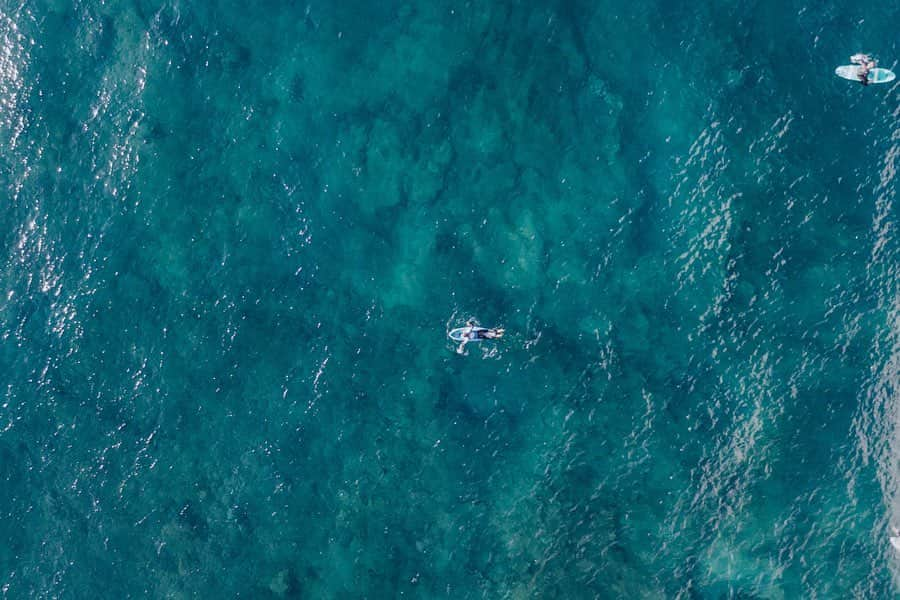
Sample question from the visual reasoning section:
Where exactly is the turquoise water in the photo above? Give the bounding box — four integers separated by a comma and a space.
2, 0, 900, 596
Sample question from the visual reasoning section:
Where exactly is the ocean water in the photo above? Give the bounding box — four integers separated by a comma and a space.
2, 0, 900, 597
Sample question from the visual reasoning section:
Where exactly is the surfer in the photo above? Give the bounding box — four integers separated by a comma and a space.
851, 53, 877, 86
469, 319, 505, 340
455, 319, 505, 353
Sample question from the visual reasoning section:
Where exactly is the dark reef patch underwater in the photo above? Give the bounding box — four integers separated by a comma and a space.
2, 0, 900, 597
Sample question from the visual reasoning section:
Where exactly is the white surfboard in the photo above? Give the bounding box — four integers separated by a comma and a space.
835, 65, 896, 84
448, 326, 489, 342
890, 536, 900, 552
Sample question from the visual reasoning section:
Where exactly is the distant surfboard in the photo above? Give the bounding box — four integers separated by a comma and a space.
890, 536, 900, 552
835, 65, 896, 84
448, 326, 488, 342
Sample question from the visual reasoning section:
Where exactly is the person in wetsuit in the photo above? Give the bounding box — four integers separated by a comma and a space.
456, 319, 505, 353
851, 53, 877, 86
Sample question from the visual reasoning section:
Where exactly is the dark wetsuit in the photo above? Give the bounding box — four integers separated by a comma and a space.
854, 57, 876, 86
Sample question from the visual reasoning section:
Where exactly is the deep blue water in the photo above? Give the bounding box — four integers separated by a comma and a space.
2, 0, 900, 597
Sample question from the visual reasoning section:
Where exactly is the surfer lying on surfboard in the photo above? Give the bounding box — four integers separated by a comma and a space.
851, 53, 877, 86
451, 319, 504, 354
